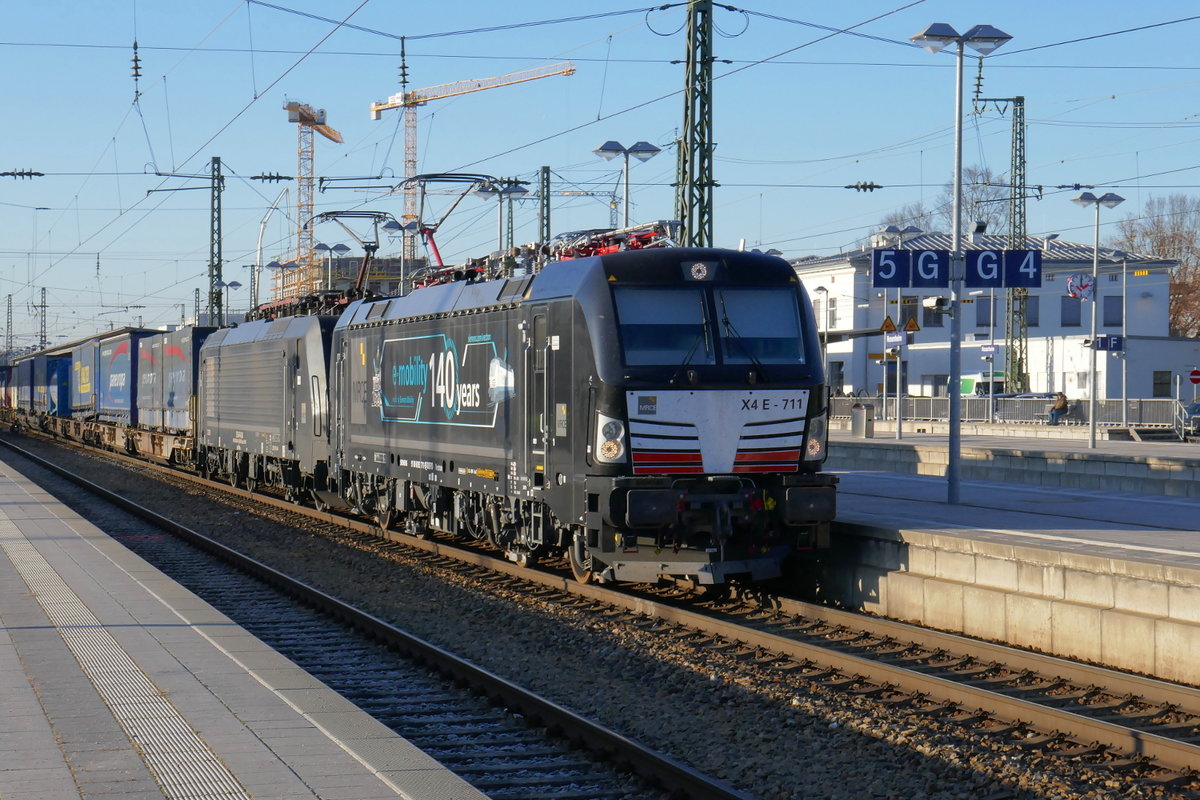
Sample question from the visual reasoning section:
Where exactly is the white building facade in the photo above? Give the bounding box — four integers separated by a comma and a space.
792, 230, 1195, 401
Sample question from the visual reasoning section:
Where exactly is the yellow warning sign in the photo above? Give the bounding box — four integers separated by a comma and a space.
903, 316, 921, 332
880, 315, 897, 333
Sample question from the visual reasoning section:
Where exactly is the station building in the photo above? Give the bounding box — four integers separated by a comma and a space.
790, 228, 1194, 401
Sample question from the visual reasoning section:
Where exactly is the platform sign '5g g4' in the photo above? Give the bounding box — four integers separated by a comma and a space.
873, 248, 1042, 289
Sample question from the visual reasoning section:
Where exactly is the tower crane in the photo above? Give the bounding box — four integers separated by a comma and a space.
370, 53, 575, 259
284, 100, 342, 297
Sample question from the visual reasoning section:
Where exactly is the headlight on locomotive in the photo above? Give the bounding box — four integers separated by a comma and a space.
595, 414, 627, 463
804, 411, 828, 461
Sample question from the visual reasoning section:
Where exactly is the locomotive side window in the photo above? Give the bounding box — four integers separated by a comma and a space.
715, 288, 805, 364
613, 287, 715, 367
311, 376, 323, 436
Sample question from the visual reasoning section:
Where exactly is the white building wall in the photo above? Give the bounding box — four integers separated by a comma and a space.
798, 257, 1192, 400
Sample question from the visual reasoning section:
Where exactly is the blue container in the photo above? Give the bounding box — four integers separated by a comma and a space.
15, 358, 34, 411
34, 355, 71, 417
0, 365, 12, 410
71, 339, 101, 419
98, 331, 155, 425
160, 326, 215, 433
136, 335, 164, 429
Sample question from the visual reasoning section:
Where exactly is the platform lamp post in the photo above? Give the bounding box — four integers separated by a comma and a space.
594, 141, 661, 228
1071, 191, 1125, 449
382, 219, 419, 295
314, 242, 352, 291
814, 286, 830, 394
910, 22, 1012, 505
213, 280, 241, 325
502, 181, 529, 250
475, 179, 529, 253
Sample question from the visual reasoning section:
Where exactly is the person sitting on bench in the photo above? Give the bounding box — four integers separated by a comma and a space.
1047, 392, 1069, 425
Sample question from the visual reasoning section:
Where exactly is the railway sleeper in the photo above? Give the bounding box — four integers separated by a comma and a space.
1136, 770, 1200, 789
1009, 732, 1068, 752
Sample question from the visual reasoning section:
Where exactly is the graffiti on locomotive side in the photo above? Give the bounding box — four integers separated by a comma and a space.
378, 332, 515, 426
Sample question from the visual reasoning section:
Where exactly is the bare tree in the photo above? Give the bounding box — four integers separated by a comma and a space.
869, 166, 1011, 242
877, 201, 934, 233
1112, 194, 1200, 337
934, 165, 1011, 235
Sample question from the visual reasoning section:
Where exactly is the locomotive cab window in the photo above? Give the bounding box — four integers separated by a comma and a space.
613, 287, 715, 366
715, 288, 804, 364
613, 285, 805, 367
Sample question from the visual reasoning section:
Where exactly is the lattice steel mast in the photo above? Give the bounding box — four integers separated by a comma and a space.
209, 156, 224, 326
975, 56, 1029, 393
674, 0, 715, 247
1004, 96, 1029, 393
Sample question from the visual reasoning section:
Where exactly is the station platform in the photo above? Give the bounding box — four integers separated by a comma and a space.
0, 455, 486, 800
827, 427, 1200, 496
820, 430, 1200, 686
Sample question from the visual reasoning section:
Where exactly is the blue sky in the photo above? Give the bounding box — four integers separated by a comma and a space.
2, 1, 1198, 345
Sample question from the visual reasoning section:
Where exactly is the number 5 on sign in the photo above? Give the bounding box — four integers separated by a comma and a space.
1004, 249, 1042, 288
871, 249, 910, 288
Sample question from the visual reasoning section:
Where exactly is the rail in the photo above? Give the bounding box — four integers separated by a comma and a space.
11, 432, 1200, 786
0, 436, 752, 800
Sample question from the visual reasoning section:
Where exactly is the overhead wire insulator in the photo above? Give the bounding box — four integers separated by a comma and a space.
845, 181, 882, 192
251, 173, 293, 183
0, 170, 44, 179
131, 40, 142, 79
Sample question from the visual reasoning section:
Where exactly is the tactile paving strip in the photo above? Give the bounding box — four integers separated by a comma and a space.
0, 512, 251, 800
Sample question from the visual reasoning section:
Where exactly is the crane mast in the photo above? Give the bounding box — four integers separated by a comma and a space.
283, 100, 343, 300
370, 57, 575, 259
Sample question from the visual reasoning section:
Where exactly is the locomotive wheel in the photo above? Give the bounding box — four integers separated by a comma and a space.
568, 535, 593, 584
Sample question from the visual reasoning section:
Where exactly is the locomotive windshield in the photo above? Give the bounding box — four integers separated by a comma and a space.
613, 285, 805, 367
714, 287, 804, 364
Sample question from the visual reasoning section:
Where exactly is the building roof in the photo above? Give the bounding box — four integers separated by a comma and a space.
790, 232, 1177, 272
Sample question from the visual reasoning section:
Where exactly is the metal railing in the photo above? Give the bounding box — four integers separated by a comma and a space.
830, 395, 1183, 428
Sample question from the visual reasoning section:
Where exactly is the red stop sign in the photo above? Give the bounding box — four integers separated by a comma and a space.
1191, 370, 1200, 385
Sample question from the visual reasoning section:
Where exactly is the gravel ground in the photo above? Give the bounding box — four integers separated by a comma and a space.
6, 435, 1192, 800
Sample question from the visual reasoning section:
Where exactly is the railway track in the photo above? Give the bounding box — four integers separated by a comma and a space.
9, 431, 1200, 797
1, 438, 749, 800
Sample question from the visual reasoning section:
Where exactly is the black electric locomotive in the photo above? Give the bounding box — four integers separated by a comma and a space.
9, 232, 836, 587
326, 243, 836, 584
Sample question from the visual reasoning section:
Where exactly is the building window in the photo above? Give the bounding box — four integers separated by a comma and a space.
922, 374, 949, 397
975, 296, 994, 328
1077, 371, 1089, 389
1026, 295, 1040, 327
828, 361, 845, 395
922, 300, 944, 328
1061, 296, 1082, 327
1153, 371, 1172, 398
827, 296, 838, 329
1103, 295, 1123, 327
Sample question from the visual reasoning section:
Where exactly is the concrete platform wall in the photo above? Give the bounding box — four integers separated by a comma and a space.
824, 440, 1200, 497
821, 522, 1200, 685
